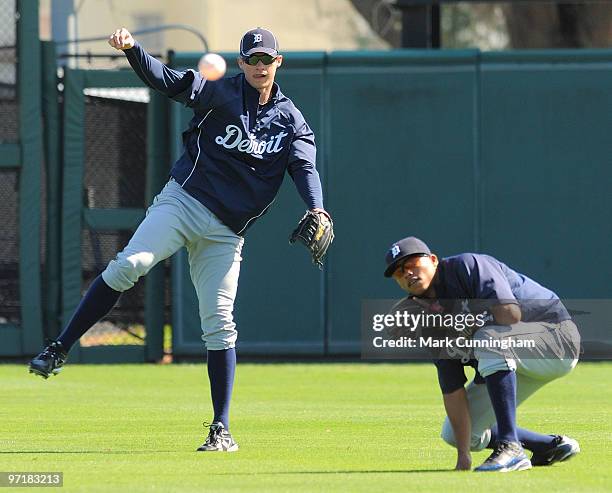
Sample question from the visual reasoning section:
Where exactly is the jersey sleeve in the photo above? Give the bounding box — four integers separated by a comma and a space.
434, 359, 468, 394
454, 254, 518, 305
287, 118, 324, 209
124, 42, 215, 109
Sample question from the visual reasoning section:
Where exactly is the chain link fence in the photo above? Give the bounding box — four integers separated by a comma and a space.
0, 0, 19, 326
77, 90, 172, 348
0, 0, 17, 142
0, 171, 20, 325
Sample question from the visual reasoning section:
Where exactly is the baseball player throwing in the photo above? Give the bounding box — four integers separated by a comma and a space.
29, 27, 331, 452
384, 237, 581, 472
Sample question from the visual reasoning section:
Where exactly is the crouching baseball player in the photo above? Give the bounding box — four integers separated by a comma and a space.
384, 237, 581, 472
29, 27, 333, 451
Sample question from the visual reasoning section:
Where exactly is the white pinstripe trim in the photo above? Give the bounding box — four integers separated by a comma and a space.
237, 197, 276, 235
181, 109, 213, 187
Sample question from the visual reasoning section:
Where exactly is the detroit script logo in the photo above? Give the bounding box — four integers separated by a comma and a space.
215, 124, 288, 156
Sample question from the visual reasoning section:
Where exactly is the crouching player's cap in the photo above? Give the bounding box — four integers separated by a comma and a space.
384, 236, 431, 277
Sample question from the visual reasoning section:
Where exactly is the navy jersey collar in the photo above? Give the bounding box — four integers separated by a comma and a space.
272, 83, 283, 102
242, 74, 283, 129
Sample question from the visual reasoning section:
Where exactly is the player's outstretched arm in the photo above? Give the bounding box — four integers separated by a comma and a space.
108, 27, 196, 100
442, 387, 473, 470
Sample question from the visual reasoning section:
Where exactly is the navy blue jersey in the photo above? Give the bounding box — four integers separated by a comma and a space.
432, 253, 570, 394
434, 253, 570, 324
125, 43, 323, 235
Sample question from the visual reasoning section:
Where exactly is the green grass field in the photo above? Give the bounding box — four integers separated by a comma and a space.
1, 362, 611, 492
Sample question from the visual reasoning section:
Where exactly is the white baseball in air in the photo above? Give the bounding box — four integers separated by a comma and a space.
198, 53, 226, 80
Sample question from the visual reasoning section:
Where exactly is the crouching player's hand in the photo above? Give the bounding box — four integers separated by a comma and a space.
455, 451, 472, 471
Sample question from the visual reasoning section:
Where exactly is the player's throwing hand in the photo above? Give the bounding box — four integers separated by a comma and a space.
108, 28, 134, 51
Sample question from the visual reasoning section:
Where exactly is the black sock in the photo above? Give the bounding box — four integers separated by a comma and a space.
207, 348, 236, 430
57, 275, 122, 351
485, 370, 519, 444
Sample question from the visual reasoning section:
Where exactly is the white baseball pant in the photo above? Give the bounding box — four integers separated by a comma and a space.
102, 179, 243, 350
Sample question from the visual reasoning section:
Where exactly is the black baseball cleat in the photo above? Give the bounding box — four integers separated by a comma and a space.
530, 435, 580, 466
28, 340, 67, 379
197, 422, 239, 452
475, 440, 532, 472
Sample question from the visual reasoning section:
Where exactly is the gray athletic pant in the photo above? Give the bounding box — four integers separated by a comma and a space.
101, 179, 244, 350
440, 320, 580, 451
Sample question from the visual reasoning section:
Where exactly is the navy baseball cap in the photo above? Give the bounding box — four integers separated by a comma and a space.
384, 237, 431, 277
240, 28, 279, 57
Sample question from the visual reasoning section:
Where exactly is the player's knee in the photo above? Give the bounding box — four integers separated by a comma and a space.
440, 419, 491, 452
440, 419, 457, 447
476, 358, 517, 378
127, 251, 155, 270
102, 251, 155, 292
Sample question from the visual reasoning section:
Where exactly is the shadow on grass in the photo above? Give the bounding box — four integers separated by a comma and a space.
207, 469, 452, 475
0, 450, 177, 454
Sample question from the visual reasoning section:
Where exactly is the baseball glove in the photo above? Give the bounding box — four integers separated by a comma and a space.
289, 210, 334, 269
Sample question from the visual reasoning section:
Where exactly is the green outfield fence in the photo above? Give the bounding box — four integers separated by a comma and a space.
169, 49, 612, 357
1, 1, 611, 361
0, 0, 43, 357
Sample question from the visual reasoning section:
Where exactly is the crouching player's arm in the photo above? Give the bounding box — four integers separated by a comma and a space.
442, 387, 472, 470
490, 303, 522, 325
